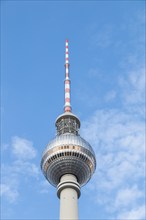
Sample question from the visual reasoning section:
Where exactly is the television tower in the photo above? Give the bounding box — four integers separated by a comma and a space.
41, 40, 96, 220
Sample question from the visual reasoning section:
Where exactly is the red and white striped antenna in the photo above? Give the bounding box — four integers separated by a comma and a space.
64, 39, 72, 112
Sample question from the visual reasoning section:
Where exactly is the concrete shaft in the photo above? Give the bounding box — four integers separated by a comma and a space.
57, 174, 81, 220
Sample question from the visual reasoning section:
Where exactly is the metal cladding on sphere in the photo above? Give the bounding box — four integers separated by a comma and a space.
41, 133, 96, 186
41, 40, 96, 188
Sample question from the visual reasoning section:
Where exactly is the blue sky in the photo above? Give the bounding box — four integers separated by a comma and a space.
1, 1, 145, 220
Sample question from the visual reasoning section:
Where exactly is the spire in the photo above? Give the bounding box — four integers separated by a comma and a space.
64, 39, 72, 112
55, 39, 80, 136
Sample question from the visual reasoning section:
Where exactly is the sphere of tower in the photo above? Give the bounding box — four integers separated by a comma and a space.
41, 132, 96, 187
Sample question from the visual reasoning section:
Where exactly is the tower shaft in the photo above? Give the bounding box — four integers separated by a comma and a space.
57, 174, 80, 220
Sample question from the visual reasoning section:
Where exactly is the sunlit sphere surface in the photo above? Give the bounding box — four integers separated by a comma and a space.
41, 133, 96, 186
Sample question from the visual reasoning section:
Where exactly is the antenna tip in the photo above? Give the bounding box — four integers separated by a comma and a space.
66, 39, 68, 43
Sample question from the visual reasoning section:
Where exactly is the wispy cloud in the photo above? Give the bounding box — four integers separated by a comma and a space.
117, 205, 146, 219
119, 66, 145, 117
81, 109, 145, 219
1, 183, 19, 203
81, 60, 145, 219
1, 137, 39, 203
81, 16, 145, 216
12, 136, 37, 160
39, 180, 51, 194
90, 24, 114, 48
1, 136, 54, 207
114, 185, 143, 209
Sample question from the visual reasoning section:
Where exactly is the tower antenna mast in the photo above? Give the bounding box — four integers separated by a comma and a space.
64, 39, 71, 112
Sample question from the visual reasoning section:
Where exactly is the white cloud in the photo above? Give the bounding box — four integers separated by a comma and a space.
39, 180, 51, 194
81, 107, 145, 218
0, 183, 19, 203
117, 205, 146, 219
81, 107, 145, 181
1, 161, 40, 203
11, 160, 40, 178
119, 66, 145, 107
1, 137, 40, 203
1, 136, 53, 205
114, 185, 143, 208
12, 136, 37, 160
81, 63, 145, 219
